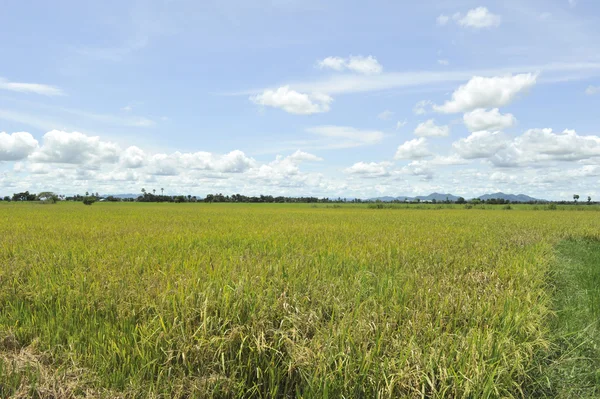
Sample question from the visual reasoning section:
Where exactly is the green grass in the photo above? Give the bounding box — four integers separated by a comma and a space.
531, 239, 600, 398
1, 202, 600, 398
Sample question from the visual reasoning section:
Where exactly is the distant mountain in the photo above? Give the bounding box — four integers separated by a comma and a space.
368, 193, 459, 202
368, 192, 544, 203
477, 192, 544, 203
415, 193, 460, 202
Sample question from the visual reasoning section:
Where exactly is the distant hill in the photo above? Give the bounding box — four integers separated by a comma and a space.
477, 192, 544, 203
368, 192, 544, 203
369, 193, 459, 202
415, 193, 459, 202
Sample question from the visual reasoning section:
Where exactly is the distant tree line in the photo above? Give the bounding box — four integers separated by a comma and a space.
0, 189, 593, 205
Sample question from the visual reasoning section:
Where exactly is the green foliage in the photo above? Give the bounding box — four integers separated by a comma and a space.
82, 197, 96, 206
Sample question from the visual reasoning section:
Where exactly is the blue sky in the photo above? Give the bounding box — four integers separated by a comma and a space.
1, 0, 600, 200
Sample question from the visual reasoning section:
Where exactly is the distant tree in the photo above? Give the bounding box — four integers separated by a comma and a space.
83, 196, 96, 206
573, 194, 580, 203
38, 191, 59, 204
187, 195, 191, 202
3, 196, 8, 201
588, 196, 592, 204
141, 188, 146, 195
205, 194, 214, 203
85, 191, 89, 196
456, 197, 466, 204
161, 188, 164, 196
153, 189, 156, 195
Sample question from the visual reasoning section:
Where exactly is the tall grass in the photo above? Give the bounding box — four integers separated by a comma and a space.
0, 202, 599, 397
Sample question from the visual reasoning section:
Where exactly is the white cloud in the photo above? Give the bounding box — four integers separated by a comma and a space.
377, 110, 394, 120
396, 120, 407, 130
121, 105, 133, 112
452, 128, 600, 167
307, 126, 385, 148
120, 146, 146, 169
436, 15, 450, 26
250, 86, 332, 114
149, 150, 257, 176
287, 150, 323, 163
29, 130, 120, 165
434, 73, 537, 113
568, 0, 577, 7
216, 150, 256, 173
438, 59, 449, 66
456, 7, 501, 29
586, 86, 600, 95
505, 128, 600, 164
0, 132, 39, 161
317, 56, 346, 71
463, 108, 517, 132
413, 100, 432, 115
395, 138, 432, 160
414, 120, 450, 137
242, 62, 600, 98
317, 55, 383, 75
0, 78, 64, 96
453, 131, 509, 159
344, 161, 391, 178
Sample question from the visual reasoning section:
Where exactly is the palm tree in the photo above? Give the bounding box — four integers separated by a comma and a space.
153, 189, 156, 195
573, 194, 580, 203
161, 188, 164, 196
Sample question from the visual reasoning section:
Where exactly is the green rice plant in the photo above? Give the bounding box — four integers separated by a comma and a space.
0, 202, 599, 397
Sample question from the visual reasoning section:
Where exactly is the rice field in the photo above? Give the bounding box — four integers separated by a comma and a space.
1, 202, 599, 398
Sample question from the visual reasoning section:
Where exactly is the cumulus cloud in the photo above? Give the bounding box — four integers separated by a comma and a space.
120, 146, 146, 168
0, 78, 64, 96
396, 120, 407, 130
437, 7, 501, 29
434, 73, 537, 113
287, 150, 323, 163
438, 59, 449, 66
344, 161, 391, 178
452, 128, 600, 167
395, 138, 432, 160
317, 55, 383, 75
463, 108, 517, 132
29, 130, 120, 164
456, 7, 501, 29
0, 131, 39, 161
453, 131, 509, 159
414, 120, 450, 137
250, 86, 332, 114
506, 129, 600, 164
